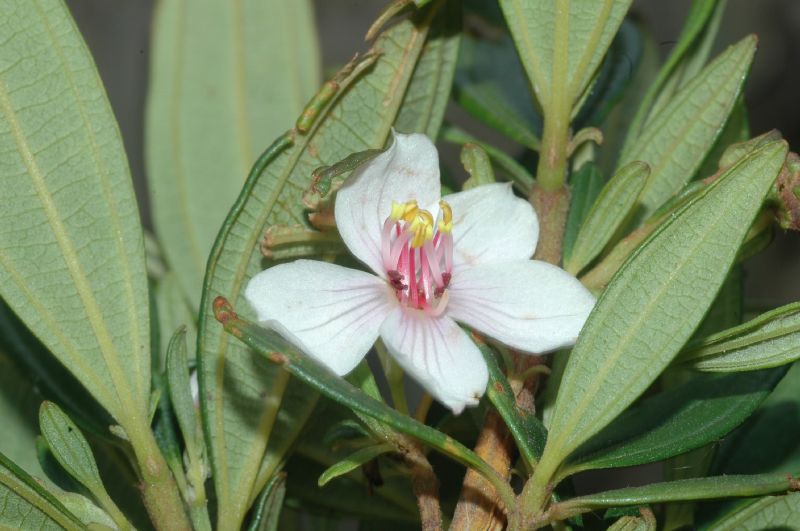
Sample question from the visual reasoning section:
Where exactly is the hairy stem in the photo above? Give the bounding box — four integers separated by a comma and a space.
404, 441, 443, 531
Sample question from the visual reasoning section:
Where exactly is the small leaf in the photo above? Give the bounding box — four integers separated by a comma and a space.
453, 32, 542, 150
166, 327, 203, 463
0, 0, 150, 431
700, 493, 800, 530
607, 513, 656, 531
0, 450, 84, 530
678, 302, 800, 372
563, 163, 606, 263
461, 144, 496, 190
38, 402, 129, 530
499, 0, 633, 111
477, 339, 546, 469
318, 444, 394, 487
247, 473, 287, 531
563, 368, 786, 475
618, 36, 757, 222
540, 140, 788, 479
566, 161, 650, 275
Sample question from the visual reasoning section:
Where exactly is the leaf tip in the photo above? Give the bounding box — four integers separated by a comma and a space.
213, 296, 236, 325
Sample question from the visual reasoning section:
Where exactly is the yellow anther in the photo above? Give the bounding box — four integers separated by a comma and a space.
438, 200, 453, 233
390, 200, 419, 222
409, 209, 434, 248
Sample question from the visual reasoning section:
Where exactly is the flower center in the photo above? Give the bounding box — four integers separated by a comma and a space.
381, 199, 454, 315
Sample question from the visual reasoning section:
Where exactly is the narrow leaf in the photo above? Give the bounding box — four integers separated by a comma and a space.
197, 8, 460, 527
0, 0, 150, 426
453, 32, 541, 150
678, 302, 800, 372
318, 444, 393, 487
166, 327, 202, 460
618, 36, 756, 222
566, 161, 650, 275
213, 298, 516, 509
147, 0, 320, 308
38, 402, 128, 530
607, 513, 656, 531
247, 473, 287, 531
563, 163, 605, 263
0, 451, 84, 530
540, 140, 788, 477
461, 143, 496, 190
499, 0, 633, 109
556, 473, 799, 521
564, 368, 786, 475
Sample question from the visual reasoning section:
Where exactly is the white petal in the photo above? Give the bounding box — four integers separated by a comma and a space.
442, 183, 539, 270
379, 308, 488, 414
244, 260, 395, 375
335, 132, 441, 276
447, 261, 595, 354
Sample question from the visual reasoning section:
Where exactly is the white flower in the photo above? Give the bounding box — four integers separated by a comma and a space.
245, 133, 595, 413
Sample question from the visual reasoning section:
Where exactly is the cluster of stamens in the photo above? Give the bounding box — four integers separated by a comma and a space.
381, 199, 454, 315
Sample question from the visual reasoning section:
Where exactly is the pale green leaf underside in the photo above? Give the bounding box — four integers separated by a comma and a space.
318, 444, 393, 487
619, 36, 755, 222
607, 515, 655, 531
705, 493, 800, 530
0, 0, 149, 422
146, 0, 320, 309
499, 0, 632, 106
0, 451, 83, 531
39, 402, 103, 493
543, 140, 787, 468
198, 11, 447, 529
566, 161, 649, 275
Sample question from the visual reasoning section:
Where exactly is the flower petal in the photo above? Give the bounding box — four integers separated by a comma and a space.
442, 183, 539, 270
379, 308, 488, 414
447, 260, 595, 354
245, 260, 395, 375
335, 132, 441, 276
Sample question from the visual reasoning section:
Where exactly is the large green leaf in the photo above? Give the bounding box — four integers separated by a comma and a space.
538, 140, 787, 481
563, 368, 786, 475
618, 36, 756, 222
146, 0, 320, 308
0, 451, 84, 531
0, 0, 150, 426
498, 0, 632, 110
197, 7, 457, 528
702, 493, 800, 530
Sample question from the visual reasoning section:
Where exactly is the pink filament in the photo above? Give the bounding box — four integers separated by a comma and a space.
382, 209, 453, 315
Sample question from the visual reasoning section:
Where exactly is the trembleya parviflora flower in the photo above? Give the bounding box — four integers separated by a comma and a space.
245, 133, 595, 413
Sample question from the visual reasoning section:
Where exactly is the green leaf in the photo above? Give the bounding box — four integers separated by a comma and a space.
38, 402, 128, 529
318, 444, 394, 487
213, 299, 516, 509
478, 340, 546, 470
701, 493, 800, 530
563, 163, 605, 264
565, 161, 650, 275
539, 140, 788, 479
618, 36, 756, 223
555, 473, 799, 521
440, 125, 535, 193
155, 272, 197, 368
197, 8, 456, 527
453, 31, 542, 150
499, 0, 633, 110
146, 0, 320, 308
678, 302, 800, 372
0, 450, 84, 530
394, 0, 460, 140
0, 0, 150, 428
563, 368, 786, 475
623, 0, 720, 143
607, 513, 656, 531
247, 473, 287, 531
460, 143, 496, 190
165, 327, 202, 463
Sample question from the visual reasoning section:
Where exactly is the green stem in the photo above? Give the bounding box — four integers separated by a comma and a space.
128, 427, 191, 531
